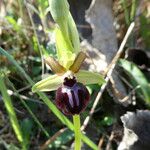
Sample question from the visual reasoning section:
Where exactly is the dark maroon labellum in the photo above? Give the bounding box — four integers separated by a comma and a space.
55, 77, 90, 115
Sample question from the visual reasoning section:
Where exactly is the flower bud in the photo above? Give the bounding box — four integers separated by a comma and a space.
55, 77, 90, 115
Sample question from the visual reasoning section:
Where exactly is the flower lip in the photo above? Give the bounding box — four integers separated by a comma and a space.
55, 81, 90, 115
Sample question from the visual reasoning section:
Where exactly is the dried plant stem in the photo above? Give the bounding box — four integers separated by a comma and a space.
73, 115, 82, 150
81, 22, 135, 131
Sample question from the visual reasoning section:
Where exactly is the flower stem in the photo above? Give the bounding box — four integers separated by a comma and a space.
73, 115, 81, 150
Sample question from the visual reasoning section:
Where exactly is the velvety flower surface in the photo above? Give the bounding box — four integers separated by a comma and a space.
55, 77, 90, 115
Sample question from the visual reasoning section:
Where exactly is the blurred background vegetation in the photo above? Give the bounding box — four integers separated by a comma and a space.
0, 0, 150, 150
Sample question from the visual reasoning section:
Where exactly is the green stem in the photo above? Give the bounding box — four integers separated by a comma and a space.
130, 0, 136, 21
73, 115, 81, 150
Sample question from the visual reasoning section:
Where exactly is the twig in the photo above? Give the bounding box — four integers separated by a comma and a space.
106, 131, 114, 150
40, 128, 67, 150
98, 134, 105, 149
81, 22, 135, 131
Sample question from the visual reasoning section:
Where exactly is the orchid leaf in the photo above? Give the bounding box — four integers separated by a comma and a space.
49, 0, 80, 69
48, 0, 69, 25
67, 12, 80, 52
76, 70, 105, 85
55, 27, 76, 69
32, 75, 62, 92
48, 0, 80, 54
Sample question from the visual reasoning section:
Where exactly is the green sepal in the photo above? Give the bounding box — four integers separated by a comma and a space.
76, 70, 105, 85
32, 75, 62, 92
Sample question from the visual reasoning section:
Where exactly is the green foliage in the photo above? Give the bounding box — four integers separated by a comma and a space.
118, 59, 150, 104
120, 0, 130, 25
37, 0, 49, 17
6, 16, 22, 33
120, 0, 137, 25
0, 76, 26, 150
6, 76, 49, 138
49, 0, 80, 69
20, 118, 33, 149
49, 129, 74, 149
49, 0, 69, 24
55, 27, 75, 69
140, 15, 150, 48
101, 116, 115, 126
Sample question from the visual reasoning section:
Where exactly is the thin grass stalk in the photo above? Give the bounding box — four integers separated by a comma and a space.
0, 76, 26, 150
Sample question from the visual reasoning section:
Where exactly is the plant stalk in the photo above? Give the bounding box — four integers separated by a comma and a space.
73, 115, 81, 150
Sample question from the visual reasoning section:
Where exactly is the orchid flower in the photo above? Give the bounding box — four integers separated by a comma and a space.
32, 52, 105, 115
32, 0, 105, 116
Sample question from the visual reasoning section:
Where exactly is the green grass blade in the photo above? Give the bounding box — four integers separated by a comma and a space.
118, 59, 150, 103
0, 48, 33, 85
0, 47, 99, 149
0, 76, 26, 150
81, 134, 99, 150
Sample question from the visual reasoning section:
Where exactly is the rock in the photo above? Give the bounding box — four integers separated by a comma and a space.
118, 110, 150, 150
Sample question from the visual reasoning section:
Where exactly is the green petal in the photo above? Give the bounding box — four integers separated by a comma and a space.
32, 75, 62, 92
76, 70, 105, 85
